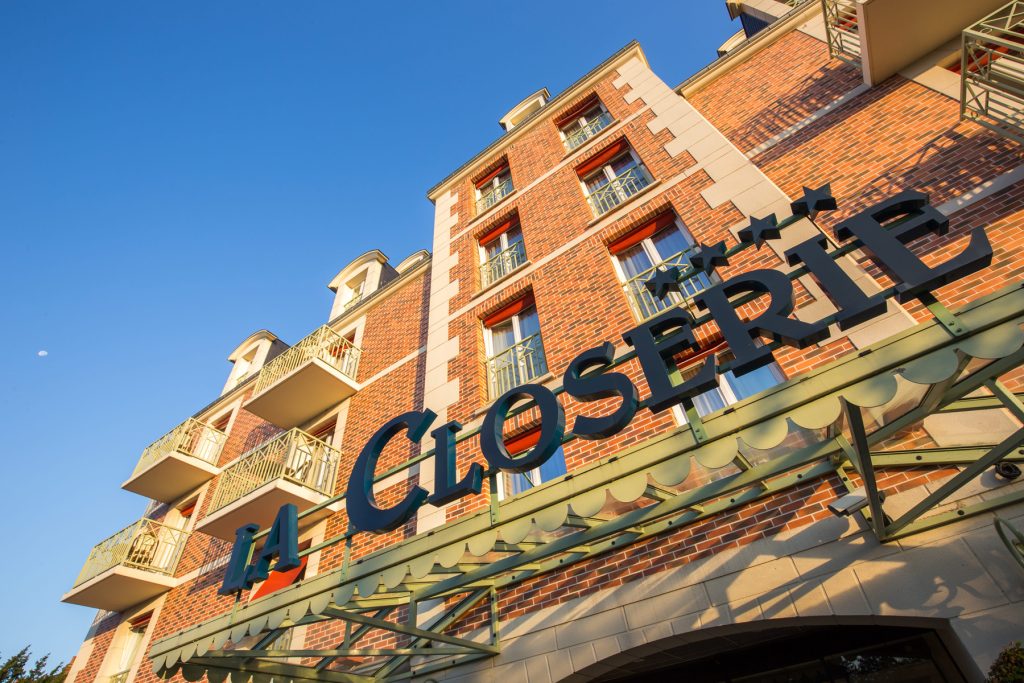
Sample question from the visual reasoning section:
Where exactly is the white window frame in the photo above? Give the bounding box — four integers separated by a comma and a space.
478, 225, 523, 267
475, 167, 512, 204
579, 148, 644, 203
558, 101, 610, 145
482, 306, 534, 359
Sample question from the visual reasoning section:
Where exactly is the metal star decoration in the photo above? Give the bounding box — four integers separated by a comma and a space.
688, 241, 729, 276
737, 213, 780, 248
790, 183, 838, 217
644, 266, 682, 300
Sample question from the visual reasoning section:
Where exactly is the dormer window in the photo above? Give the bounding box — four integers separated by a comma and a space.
342, 275, 366, 312
475, 164, 514, 214
557, 97, 613, 151
577, 140, 653, 216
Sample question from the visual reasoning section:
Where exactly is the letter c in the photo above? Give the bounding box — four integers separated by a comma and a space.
346, 410, 435, 533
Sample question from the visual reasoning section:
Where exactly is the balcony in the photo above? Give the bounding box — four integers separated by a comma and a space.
110, 672, 130, 683
476, 178, 514, 214
622, 249, 714, 321
245, 325, 361, 429
962, 2, 1024, 143
486, 334, 547, 398
480, 240, 527, 288
563, 111, 613, 151
822, 0, 861, 65
196, 428, 341, 540
586, 165, 654, 217
122, 418, 227, 503
62, 518, 188, 612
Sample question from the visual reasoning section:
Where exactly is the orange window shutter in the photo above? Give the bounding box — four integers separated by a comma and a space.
608, 213, 677, 255
483, 293, 535, 328
477, 215, 519, 246
575, 138, 630, 178
475, 163, 509, 189
251, 556, 308, 600
504, 428, 541, 455
553, 94, 600, 128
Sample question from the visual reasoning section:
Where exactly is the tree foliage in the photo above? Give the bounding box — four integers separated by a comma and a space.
0, 649, 67, 683
988, 641, 1024, 683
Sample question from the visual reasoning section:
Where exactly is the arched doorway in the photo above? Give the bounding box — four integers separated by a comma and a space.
585, 619, 973, 682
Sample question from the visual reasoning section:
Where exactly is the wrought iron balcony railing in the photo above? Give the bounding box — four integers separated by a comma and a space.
476, 178, 514, 214
73, 518, 189, 588
342, 293, 364, 313
132, 418, 227, 477
622, 250, 715, 321
253, 325, 360, 396
821, 0, 860, 64
563, 112, 614, 151
208, 428, 341, 513
109, 671, 130, 683
480, 240, 527, 288
486, 334, 547, 398
962, 1, 1024, 144
586, 165, 654, 216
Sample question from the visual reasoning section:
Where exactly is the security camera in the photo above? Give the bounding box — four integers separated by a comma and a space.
828, 488, 886, 517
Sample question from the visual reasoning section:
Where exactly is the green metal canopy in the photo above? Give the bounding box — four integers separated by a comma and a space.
149, 283, 1024, 683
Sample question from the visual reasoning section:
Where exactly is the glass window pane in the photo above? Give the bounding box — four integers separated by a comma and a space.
650, 226, 693, 262
725, 362, 785, 401
489, 322, 516, 353
610, 153, 637, 175
586, 172, 610, 193
616, 244, 655, 279
516, 306, 540, 339
538, 446, 567, 483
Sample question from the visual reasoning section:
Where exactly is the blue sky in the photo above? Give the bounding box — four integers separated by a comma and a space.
0, 1, 737, 664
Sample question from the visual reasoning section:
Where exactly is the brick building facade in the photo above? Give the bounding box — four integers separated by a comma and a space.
63, 2, 1024, 681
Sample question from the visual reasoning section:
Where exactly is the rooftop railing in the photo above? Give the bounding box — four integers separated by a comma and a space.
208, 428, 340, 513
131, 418, 227, 477
962, 1, 1024, 143
480, 240, 527, 288
476, 178, 514, 214
486, 334, 547, 398
586, 165, 654, 216
563, 112, 613, 151
821, 0, 861, 64
622, 249, 714, 320
74, 518, 189, 588
253, 325, 360, 396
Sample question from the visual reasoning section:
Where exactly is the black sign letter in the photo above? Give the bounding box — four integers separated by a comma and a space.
347, 411, 433, 533
835, 191, 992, 303
480, 384, 565, 473
563, 341, 639, 440
622, 309, 719, 413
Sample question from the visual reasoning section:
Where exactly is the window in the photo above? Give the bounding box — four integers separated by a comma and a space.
679, 348, 785, 419
497, 428, 567, 499
475, 163, 514, 214
483, 295, 547, 398
478, 215, 527, 287
558, 97, 613, 151
342, 275, 365, 312
577, 140, 653, 216
109, 614, 150, 683
610, 213, 715, 320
